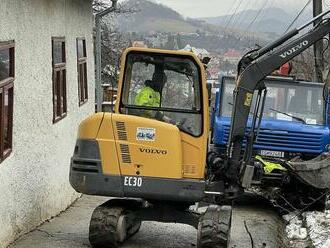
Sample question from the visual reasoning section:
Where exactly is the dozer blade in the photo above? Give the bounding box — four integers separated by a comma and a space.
288, 153, 330, 189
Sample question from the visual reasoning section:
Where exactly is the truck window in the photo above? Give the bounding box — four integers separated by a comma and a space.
221, 77, 324, 125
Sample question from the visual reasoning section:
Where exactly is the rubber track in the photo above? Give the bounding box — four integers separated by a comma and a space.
198, 205, 232, 248
89, 205, 123, 248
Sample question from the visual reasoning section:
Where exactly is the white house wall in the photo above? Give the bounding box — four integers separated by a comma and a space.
0, 0, 94, 246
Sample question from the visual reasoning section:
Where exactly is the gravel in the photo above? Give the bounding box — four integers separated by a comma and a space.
283, 209, 330, 248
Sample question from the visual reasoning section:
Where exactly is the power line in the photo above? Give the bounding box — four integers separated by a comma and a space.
224, 0, 243, 31
231, 0, 259, 48
246, 0, 271, 48
235, 0, 272, 30
230, 0, 273, 50
246, 0, 270, 31
255, 0, 276, 26
231, 0, 254, 30
231, 0, 252, 29
224, 0, 244, 32
223, 0, 240, 26
283, 0, 312, 33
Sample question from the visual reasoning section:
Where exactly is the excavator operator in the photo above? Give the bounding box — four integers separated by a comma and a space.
135, 70, 166, 106
134, 71, 177, 125
134, 73, 165, 107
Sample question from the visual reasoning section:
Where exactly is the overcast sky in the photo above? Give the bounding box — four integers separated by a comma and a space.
120, 0, 318, 18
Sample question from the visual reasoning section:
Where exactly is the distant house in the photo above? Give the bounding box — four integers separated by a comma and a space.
223, 49, 242, 64
0, 0, 95, 246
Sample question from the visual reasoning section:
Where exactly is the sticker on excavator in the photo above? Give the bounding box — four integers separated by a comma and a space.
244, 92, 253, 106
136, 127, 156, 141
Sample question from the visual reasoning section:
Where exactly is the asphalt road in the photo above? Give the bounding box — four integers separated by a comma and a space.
10, 195, 284, 248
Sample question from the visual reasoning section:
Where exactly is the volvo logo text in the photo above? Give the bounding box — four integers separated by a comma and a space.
280, 40, 309, 58
139, 148, 167, 155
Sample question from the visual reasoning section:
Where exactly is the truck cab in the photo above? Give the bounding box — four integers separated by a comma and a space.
211, 75, 330, 160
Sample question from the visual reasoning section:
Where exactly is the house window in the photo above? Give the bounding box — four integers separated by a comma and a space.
52, 37, 67, 123
0, 41, 14, 162
77, 38, 88, 105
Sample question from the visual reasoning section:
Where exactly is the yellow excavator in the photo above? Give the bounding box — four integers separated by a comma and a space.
70, 11, 330, 248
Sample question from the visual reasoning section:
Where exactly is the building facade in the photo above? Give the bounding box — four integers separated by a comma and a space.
223, 49, 242, 65
0, 0, 94, 246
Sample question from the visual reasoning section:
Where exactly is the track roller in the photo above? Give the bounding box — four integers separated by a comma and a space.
197, 205, 232, 248
89, 202, 141, 248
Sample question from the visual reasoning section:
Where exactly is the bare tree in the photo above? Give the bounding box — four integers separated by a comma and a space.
101, 22, 131, 87
290, 39, 330, 85
92, 0, 113, 12
93, 0, 138, 88
93, 0, 138, 13
291, 47, 315, 81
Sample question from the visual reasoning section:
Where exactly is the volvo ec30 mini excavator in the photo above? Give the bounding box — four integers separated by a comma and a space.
70, 11, 330, 248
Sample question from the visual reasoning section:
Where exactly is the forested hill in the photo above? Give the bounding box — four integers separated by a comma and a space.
116, 0, 269, 52
201, 7, 311, 35
118, 0, 201, 33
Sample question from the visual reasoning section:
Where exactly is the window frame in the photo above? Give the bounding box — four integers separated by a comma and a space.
121, 53, 203, 114
52, 37, 67, 123
0, 41, 15, 162
76, 38, 88, 106
220, 76, 325, 124
119, 51, 204, 137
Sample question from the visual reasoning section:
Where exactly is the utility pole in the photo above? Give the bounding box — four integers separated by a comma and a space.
95, 0, 118, 112
313, 0, 324, 83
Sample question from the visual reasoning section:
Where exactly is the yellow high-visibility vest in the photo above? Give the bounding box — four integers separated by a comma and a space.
255, 155, 287, 174
135, 86, 160, 107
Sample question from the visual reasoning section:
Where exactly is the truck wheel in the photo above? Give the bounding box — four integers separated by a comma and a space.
197, 205, 232, 248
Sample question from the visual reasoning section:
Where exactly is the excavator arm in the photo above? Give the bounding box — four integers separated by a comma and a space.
226, 12, 330, 183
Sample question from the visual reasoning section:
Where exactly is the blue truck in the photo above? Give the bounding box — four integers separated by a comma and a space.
211, 75, 330, 160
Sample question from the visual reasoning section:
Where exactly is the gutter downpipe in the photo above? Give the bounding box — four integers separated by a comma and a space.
95, 0, 118, 112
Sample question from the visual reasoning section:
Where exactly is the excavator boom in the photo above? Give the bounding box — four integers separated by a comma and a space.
227, 13, 330, 186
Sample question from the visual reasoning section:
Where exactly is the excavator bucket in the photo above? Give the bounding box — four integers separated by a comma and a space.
288, 153, 330, 189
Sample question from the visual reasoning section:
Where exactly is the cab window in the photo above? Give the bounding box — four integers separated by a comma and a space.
121, 52, 203, 136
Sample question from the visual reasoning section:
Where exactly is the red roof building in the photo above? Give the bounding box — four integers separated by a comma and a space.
223, 49, 242, 64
